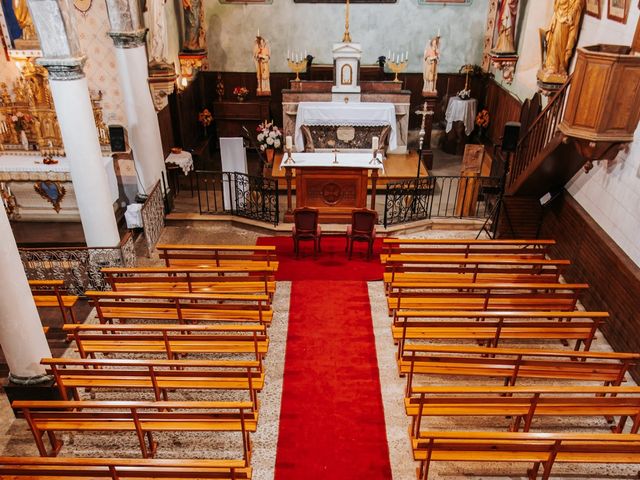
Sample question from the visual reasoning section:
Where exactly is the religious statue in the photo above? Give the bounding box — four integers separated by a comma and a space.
13, 0, 37, 41
538, 0, 584, 85
422, 35, 440, 95
148, 0, 170, 65
493, 0, 518, 54
253, 35, 271, 97
182, 0, 206, 52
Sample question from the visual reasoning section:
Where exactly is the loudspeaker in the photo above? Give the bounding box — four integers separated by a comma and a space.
501, 121, 521, 153
108, 125, 127, 152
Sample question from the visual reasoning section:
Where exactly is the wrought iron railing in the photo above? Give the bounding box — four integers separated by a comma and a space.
383, 175, 502, 227
194, 171, 279, 226
18, 232, 136, 295
140, 180, 165, 257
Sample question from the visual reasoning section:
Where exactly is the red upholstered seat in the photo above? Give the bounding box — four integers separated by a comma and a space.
346, 208, 377, 260
292, 207, 322, 258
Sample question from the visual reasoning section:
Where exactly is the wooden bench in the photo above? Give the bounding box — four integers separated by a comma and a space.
29, 280, 79, 323
382, 256, 570, 290
0, 457, 252, 480
102, 266, 277, 298
393, 310, 608, 355
387, 282, 588, 314
13, 400, 257, 459
156, 244, 278, 269
382, 238, 555, 258
401, 344, 638, 395
406, 385, 640, 435
42, 357, 264, 408
412, 430, 640, 480
85, 290, 273, 326
63, 323, 269, 362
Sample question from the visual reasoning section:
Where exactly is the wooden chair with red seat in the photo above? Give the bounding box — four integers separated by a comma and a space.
346, 208, 377, 260
292, 207, 322, 258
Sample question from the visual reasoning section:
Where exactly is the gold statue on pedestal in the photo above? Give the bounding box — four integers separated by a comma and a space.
537, 0, 584, 85
12, 0, 40, 50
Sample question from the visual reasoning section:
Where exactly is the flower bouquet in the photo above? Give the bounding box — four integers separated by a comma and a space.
198, 108, 213, 136
233, 87, 249, 101
475, 108, 490, 140
11, 111, 32, 131
256, 120, 282, 166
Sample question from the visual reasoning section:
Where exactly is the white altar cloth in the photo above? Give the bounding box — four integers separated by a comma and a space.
293, 102, 397, 152
165, 151, 193, 175
445, 97, 478, 136
0, 154, 119, 203
280, 152, 384, 173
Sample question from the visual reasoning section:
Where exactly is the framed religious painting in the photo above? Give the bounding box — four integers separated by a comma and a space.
294, 0, 396, 3
607, 0, 629, 23
417, 0, 471, 3
586, 0, 602, 17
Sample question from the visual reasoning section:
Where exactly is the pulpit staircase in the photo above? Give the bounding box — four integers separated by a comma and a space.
497, 77, 588, 238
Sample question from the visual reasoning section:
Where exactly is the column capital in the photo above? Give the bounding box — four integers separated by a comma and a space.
37, 56, 86, 81
108, 29, 148, 49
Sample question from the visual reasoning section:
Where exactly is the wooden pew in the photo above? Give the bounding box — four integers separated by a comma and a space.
156, 244, 278, 269
0, 457, 252, 480
412, 430, 640, 480
401, 344, 638, 395
42, 357, 264, 408
382, 238, 555, 258
387, 282, 588, 314
13, 400, 256, 459
393, 310, 608, 355
102, 266, 277, 298
63, 323, 269, 362
85, 291, 273, 326
29, 280, 78, 323
382, 256, 570, 289
406, 385, 640, 435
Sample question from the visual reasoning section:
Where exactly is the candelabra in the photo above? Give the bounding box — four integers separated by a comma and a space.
287, 51, 307, 81
282, 147, 295, 166
369, 149, 382, 166
387, 51, 409, 83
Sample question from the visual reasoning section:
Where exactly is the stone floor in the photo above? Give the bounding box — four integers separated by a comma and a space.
1, 224, 637, 479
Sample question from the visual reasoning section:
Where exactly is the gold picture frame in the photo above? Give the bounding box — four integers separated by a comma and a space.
586, 0, 602, 17
607, 0, 629, 23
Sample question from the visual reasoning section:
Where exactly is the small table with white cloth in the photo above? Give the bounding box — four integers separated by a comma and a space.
165, 150, 194, 195
444, 97, 477, 155
293, 102, 398, 152
281, 151, 384, 223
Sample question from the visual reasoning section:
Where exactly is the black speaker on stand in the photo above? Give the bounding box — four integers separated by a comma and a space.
502, 121, 521, 153
108, 125, 127, 152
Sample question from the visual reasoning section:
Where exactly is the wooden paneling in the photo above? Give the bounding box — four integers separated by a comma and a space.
484, 79, 522, 149
157, 104, 174, 158
540, 191, 640, 381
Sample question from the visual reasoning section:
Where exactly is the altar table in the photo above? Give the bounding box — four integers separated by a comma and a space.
282, 152, 383, 223
445, 97, 477, 136
293, 102, 398, 152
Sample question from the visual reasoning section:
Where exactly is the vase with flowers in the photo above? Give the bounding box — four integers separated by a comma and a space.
11, 111, 32, 150
233, 87, 249, 102
475, 109, 490, 141
256, 120, 282, 167
198, 108, 213, 137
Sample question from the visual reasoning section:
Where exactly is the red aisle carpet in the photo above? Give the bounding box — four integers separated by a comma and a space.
257, 236, 391, 479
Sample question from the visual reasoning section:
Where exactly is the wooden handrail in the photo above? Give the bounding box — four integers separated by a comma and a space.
508, 76, 573, 189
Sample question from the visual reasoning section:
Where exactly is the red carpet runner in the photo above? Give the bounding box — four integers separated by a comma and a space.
257, 237, 391, 479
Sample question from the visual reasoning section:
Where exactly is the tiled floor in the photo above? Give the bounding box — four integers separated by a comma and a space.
1, 225, 637, 479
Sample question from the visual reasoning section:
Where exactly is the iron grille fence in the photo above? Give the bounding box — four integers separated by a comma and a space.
194, 171, 279, 226
383, 175, 502, 227
18, 232, 136, 295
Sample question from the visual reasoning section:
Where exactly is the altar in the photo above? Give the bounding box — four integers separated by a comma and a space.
0, 154, 119, 221
281, 152, 383, 223
292, 102, 398, 152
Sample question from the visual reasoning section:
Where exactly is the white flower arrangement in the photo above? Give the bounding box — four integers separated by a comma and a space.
256, 120, 282, 154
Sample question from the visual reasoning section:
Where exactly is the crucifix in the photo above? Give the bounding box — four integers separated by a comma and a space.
415, 101, 435, 177
342, 0, 352, 43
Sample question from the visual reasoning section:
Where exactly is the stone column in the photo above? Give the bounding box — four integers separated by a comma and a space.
105, 0, 167, 194
0, 206, 51, 382
28, 0, 120, 248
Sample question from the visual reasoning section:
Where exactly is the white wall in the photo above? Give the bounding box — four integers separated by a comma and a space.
501, 1, 640, 266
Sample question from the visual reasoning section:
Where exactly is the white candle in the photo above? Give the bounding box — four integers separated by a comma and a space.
387, 50, 391, 59
372, 136, 379, 150
304, 49, 307, 57
438, 27, 441, 37
405, 51, 409, 61
285, 135, 293, 150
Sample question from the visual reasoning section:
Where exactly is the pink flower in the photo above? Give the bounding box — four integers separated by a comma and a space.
11, 115, 18, 122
